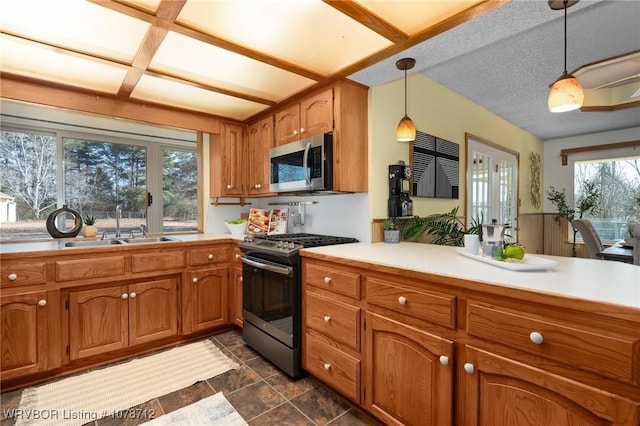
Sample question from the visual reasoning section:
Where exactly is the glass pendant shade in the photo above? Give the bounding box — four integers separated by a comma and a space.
396, 115, 416, 142
548, 71, 584, 112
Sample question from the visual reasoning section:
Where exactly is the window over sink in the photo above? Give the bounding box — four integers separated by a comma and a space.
0, 107, 198, 241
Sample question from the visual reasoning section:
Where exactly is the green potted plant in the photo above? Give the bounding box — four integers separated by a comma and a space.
82, 214, 98, 238
383, 219, 400, 244
394, 206, 481, 247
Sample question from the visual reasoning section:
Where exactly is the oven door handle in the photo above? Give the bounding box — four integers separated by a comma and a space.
241, 256, 293, 276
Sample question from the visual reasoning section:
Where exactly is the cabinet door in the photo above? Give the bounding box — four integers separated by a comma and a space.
300, 88, 333, 137
274, 103, 300, 146
247, 116, 275, 196
191, 266, 228, 331
228, 265, 243, 327
459, 346, 640, 426
128, 278, 179, 346
1, 291, 48, 380
221, 122, 244, 197
365, 312, 453, 426
69, 286, 128, 360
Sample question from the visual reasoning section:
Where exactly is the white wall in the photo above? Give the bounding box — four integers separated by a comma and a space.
543, 126, 640, 212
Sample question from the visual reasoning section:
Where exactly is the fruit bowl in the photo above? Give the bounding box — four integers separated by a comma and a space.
225, 220, 248, 235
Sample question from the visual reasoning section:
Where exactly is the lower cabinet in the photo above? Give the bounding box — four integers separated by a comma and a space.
0, 291, 49, 380
68, 278, 179, 360
459, 345, 640, 426
190, 266, 228, 331
365, 312, 454, 426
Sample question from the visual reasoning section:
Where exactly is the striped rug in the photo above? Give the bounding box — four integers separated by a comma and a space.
16, 340, 239, 426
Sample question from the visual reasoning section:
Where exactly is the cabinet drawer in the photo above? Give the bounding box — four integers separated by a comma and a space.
305, 333, 360, 402
305, 291, 360, 351
1, 262, 47, 287
466, 301, 640, 384
131, 250, 185, 273
305, 262, 360, 299
56, 257, 125, 281
367, 277, 456, 329
190, 246, 228, 266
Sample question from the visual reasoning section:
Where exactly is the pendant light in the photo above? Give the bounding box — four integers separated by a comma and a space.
396, 57, 416, 142
548, 0, 584, 113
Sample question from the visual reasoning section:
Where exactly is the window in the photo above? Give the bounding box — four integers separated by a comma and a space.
466, 135, 519, 242
0, 123, 197, 241
574, 156, 640, 242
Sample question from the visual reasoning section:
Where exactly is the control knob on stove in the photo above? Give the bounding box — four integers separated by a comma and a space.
244, 235, 254, 243
288, 242, 295, 249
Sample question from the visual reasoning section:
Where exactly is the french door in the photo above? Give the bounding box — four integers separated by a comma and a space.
466, 135, 518, 242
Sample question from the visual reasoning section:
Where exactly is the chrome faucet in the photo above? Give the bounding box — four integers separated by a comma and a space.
115, 205, 122, 238
140, 224, 147, 238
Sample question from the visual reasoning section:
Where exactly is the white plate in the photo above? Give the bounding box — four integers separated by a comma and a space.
455, 248, 558, 271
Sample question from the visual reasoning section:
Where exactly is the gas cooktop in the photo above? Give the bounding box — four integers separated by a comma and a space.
239, 233, 359, 257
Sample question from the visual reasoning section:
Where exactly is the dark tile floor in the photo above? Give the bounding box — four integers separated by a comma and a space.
1, 329, 384, 426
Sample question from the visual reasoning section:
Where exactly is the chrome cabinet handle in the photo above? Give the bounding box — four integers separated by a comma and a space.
8, 273, 17, 281
129, 292, 136, 298
439, 355, 449, 366
323, 363, 331, 370
121, 293, 128, 300
226, 184, 232, 189
324, 276, 331, 284
38, 299, 47, 307
398, 296, 407, 305
464, 363, 475, 374
192, 277, 198, 283
208, 254, 214, 260
323, 315, 331, 322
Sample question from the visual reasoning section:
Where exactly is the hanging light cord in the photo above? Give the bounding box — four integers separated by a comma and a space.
403, 67, 408, 116
563, 0, 568, 73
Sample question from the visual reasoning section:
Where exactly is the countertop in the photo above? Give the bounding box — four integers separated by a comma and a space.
300, 242, 640, 310
0, 233, 244, 254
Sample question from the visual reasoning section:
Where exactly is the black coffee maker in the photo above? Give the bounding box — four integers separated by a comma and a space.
388, 161, 413, 217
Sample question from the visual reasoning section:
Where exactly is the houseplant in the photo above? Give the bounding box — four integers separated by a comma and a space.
547, 181, 600, 257
394, 206, 482, 246
82, 214, 98, 238
383, 219, 400, 244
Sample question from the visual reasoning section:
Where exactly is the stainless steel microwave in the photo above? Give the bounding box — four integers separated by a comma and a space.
269, 133, 333, 193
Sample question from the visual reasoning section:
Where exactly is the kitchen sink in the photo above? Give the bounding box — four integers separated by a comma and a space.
119, 236, 179, 244
64, 239, 125, 247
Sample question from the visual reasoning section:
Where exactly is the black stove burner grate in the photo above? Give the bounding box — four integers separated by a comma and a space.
251, 233, 358, 248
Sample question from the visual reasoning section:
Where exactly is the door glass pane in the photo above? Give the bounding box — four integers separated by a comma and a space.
64, 138, 146, 237
499, 160, 516, 242
162, 148, 197, 233
0, 129, 57, 241
471, 152, 490, 224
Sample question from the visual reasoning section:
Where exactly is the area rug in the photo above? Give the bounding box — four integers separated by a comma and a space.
16, 340, 239, 426
142, 392, 247, 425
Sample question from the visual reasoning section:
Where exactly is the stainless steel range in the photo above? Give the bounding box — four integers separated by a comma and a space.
238, 233, 358, 378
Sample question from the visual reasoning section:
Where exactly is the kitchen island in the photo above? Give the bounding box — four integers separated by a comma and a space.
299, 242, 640, 425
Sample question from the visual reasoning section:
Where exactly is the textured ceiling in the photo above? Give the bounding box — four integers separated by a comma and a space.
350, 0, 640, 141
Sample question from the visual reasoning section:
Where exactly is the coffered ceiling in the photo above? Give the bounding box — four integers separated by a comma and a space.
0, 0, 504, 122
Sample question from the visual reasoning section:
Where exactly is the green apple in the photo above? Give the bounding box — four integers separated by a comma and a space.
504, 244, 525, 260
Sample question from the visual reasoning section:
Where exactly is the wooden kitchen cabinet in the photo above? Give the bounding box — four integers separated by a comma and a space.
275, 88, 333, 146
365, 312, 454, 426
190, 266, 228, 332
210, 121, 245, 197
67, 278, 179, 360
0, 291, 49, 380
459, 345, 640, 425
247, 115, 275, 196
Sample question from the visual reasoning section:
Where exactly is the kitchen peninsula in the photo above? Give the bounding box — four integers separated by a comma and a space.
300, 242, 640, 425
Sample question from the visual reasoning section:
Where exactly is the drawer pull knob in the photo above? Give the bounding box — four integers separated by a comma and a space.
529, 331, 544, 344
192, 277, 199, 283
121, 293, 129, 300
235, 254, 241, 260
464, 363, 475, 374
323, 363, 331, 370
129, 292, 136, 299
323, 315, 331, 322
226, 184, 232, 189
398, 296, 407, 305
439, 355, 449, 366
324, 276, 331, 284
38, 299, 47, 307
7, 273, 17, 281
208, 254, 214, 260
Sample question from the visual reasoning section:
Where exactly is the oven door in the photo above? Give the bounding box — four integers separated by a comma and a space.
241, 255, 299, 348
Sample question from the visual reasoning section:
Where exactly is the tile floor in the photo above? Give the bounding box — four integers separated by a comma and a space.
1, 329, 384, 426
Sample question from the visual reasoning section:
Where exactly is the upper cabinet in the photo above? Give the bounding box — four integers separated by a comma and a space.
275, 88, 334, 146
247, 116, 276, 197
210, 122, 245, 198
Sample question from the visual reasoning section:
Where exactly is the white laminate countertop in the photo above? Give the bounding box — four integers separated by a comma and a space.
300, 242, 640, 310
0, 233, 244, 254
